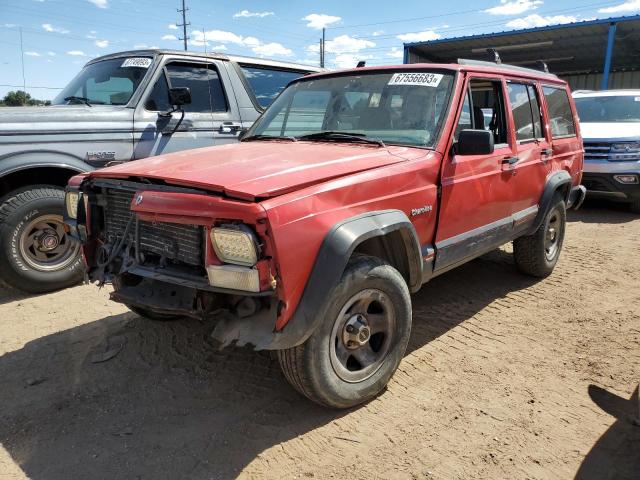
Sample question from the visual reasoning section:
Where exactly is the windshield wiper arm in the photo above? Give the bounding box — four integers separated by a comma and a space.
64, 96, 92, 107
298, 131, 386, 147
241, 134, 297, 142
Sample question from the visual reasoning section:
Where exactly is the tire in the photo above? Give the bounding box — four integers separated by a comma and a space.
629, 199, 640, 214
513, 193, 566, 278
277, 255, 412, 409
112, 276, 183, 321
0, 186, 84, 293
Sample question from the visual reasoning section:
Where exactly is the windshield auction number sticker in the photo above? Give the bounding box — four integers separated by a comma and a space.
388, 72, 443, 87
121, 57, 152, 68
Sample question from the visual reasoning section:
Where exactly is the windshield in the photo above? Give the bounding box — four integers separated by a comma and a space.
53, 57, 153, 106
246, 71, 455, 147
574, 95, 640, 123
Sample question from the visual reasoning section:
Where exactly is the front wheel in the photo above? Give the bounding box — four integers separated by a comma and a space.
278, 255, 412, 409
0, 187, 84, 293
513, 193, 566, 278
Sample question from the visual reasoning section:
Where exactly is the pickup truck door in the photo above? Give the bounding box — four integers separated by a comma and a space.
434, 75, 517, 273
133, 57, 242, 158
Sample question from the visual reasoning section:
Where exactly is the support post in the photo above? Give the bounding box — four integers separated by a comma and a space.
403, 45, 409, 64
321, 28, 325, 68
601, 22, 617, 90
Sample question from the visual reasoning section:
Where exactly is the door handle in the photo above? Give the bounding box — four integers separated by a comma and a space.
542, 148, 553, 156
219, 122, 242, 134
501, 156, 518, 172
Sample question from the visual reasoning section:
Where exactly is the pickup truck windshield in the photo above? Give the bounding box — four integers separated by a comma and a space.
574, 96, 640, 123
246, 71, 454, 147
53, 57, 152, 106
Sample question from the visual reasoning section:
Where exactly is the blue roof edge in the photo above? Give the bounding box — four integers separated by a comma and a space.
403, 14, 640, 50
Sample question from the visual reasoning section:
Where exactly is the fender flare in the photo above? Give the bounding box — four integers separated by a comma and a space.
277, 209, 422, 349
0, 150, 93, 179
527, 170, 572, 235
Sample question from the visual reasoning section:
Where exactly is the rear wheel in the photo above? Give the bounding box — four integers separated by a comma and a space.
0, 187, 84, 293
513, 193, 566, 278
278, 255, 412, 408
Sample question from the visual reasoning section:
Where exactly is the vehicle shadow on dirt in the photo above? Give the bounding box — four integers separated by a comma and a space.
0, 249, 539, 479
575, 384, 640, 480
568, 200, 637, 224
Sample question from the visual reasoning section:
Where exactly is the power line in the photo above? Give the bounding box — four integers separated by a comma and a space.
0, 84, 63, 90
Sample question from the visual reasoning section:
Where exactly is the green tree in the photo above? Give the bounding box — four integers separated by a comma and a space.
3, 90, 32, 106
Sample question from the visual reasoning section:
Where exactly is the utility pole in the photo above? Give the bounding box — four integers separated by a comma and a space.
19, 27, 26, 104
321, 27, 326, 68
319, 39, 323, 68
177, 0, 190, 51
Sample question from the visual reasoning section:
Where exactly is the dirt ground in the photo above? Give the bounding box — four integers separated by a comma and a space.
0, 201, 638, 480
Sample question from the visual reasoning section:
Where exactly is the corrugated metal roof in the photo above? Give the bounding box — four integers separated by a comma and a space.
405, 15, 640, 76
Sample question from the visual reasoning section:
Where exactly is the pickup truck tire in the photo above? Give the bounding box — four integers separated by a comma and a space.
278, 255, 412, 409
0, 186, 84, 293
629, 199, 640, 214
513, 194, 566, 278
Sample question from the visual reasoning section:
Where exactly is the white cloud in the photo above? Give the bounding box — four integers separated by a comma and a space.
484, 0, 543, 15
598, 0, 640, 13
1, 23, 17, 28
133, 44, 159, 49
506, 14, 576, 28
161, 34, 178, 40
47, 51, 56, 56
67, 50, 87, 56
333, 53, 373, 69
323, 34, 375, 54
372, 30, 385, 36
251, 42, 292, 57
168, 23, 178, 30
87, 0, 108, 8
396, 30, 441, 42
210, 44, 227, 51
387, 47, 404, 58
243, 36, 261, 47
25, 51, 41, 56
233, 10, 274, 18
42, 23, 69, 34
94, 39, 109, 48
190, 29, 244, 46
302, 13, 341, 29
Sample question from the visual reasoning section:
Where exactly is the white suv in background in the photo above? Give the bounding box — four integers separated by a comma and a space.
573, 90, 640, 213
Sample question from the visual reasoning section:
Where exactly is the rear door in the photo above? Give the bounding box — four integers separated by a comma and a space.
435, 74, 517, 272
133, 57, 241, 158
504, 80, 551, 232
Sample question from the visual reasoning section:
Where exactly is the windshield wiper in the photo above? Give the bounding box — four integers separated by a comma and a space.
241, 134, 297, 142
64, 95, 93, 107
297, 131, 386, 147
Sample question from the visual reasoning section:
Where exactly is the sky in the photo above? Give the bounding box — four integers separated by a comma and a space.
1, 0, 639, 100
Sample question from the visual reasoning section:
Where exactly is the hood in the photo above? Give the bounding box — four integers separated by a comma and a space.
580, 122, 640, 141
0, 105, 132, 133
89, 141, 429, 200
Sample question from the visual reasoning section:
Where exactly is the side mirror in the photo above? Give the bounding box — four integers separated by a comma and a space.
456, 129, 494, 155
168, 87, 192, 107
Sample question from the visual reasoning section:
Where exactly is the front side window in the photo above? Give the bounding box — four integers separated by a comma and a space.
240, 65, 306, 108
543, 86, 576, 138
574, 95, 640, 123
455, 79, 509, 145
247, 71, 455, 147
508, 82, 544, 141
53, 57, 152, 105
145, 63, 228, 113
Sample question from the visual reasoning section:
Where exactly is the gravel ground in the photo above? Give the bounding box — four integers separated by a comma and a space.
0, 201, 638, 480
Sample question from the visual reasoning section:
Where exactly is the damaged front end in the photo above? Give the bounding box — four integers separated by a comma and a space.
64, 177, 282, 349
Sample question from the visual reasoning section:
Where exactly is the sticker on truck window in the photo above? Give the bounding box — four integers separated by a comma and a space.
388, 72, 443, 87
121, 57, 152, 68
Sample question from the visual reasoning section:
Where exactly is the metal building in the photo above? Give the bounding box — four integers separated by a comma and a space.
403, 15, 640, 91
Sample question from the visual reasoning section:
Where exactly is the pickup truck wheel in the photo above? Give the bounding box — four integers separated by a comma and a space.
0, 187, 84, 293
513, 194, 566, 278
629, 199, 640, 214
278, 255, 411, 409
112, 276, 183, 321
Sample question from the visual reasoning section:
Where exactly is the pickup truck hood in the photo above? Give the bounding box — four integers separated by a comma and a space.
0, 105, 132, 133
89, 141, 427, 200
580, 122, 640, 141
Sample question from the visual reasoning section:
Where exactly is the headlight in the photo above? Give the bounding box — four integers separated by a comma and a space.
65, 191, 80, 219
210, 225, 259, 266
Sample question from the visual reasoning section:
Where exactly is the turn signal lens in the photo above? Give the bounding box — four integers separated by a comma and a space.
65, 192, 80, 219
210, 226, 258, 266
206, 265, 260, 292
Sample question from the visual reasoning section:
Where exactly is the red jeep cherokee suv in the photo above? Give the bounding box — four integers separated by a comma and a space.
65, 61, 585, 408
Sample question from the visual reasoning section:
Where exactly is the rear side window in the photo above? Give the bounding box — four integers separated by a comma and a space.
507, 82, 543, 141
543, 86, 576, 138
240, 65, 305, 108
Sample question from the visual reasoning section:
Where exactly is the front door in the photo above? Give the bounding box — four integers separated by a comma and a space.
434, 75, 517, 272
133, 58, 242, 158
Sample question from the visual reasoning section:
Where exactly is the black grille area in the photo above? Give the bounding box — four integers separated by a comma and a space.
583, 142, 611, 161
103, 188, 204, 267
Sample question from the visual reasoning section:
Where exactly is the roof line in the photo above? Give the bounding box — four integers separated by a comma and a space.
403, 14, 640, 49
